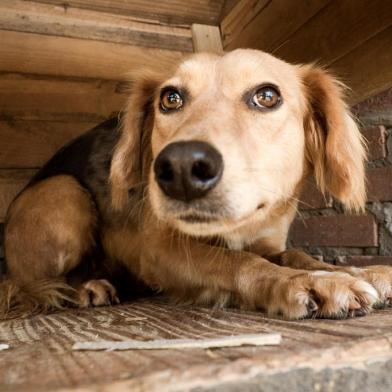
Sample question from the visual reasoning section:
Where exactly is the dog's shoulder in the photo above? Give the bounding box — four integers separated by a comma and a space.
30, 117, 120, 189
17, 117, 126, 225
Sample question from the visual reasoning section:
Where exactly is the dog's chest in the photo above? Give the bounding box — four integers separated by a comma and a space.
222, 227, 279, 251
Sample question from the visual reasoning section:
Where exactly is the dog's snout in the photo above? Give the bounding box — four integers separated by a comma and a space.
154, 141, 223, 202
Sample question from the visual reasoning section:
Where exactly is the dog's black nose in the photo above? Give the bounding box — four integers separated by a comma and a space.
154, 141, 223, 202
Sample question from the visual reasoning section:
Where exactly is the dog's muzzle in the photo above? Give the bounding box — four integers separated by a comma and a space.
154, 141, 223, 202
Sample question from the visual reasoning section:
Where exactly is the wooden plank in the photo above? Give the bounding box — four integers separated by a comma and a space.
221, 0, 329, 51
0, 120, 96, 169
0, 169, 37, 222
33, 0, 226, 26
0, 30, 185, 81
221, 0, 269, 48
0, 74, 126, 122
1, 299, 392, 391
330, 26, 392, 104
0, 0, 193, 52
274, 0, 392, 65
191, 24, 223, 53
219, 0, 239, 21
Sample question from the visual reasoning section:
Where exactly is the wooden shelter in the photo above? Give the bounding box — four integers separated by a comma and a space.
1, 1, 392, 390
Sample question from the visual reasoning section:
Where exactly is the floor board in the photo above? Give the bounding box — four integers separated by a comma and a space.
1, 298, 392, 391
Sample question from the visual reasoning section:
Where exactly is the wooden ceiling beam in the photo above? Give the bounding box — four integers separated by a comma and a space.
0, 30, 185, 81
331, 26, 392, 105
0, 0, 193, 52
221, 0, 329, 52
272, 0, 392, 66
32, 0, 226, 26
221, 0, 392, 104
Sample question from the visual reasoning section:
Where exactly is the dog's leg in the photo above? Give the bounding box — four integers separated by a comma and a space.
270, 249, 336, 271
141, 233, 378, 319
270, 249, 392, 307
2, 175, 110, 317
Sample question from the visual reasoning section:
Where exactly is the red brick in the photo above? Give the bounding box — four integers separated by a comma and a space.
367, 167, 392, 202
337, 256, 392, 267
353, 88, 392, 115
362, 126, 387, 160
290, 215, 377, 247
299, 179, 332, 210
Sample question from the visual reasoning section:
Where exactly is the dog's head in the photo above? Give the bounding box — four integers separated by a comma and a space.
110, 49, 366, 237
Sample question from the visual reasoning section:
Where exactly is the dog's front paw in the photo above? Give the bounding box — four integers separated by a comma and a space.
347, 265, 392, 308
266, 271, 379, 320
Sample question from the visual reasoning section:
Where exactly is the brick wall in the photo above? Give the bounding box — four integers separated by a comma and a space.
289, 88, 392, 267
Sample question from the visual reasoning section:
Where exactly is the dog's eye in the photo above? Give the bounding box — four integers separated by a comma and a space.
252, 86, 281, 109
160, 89, 183, 112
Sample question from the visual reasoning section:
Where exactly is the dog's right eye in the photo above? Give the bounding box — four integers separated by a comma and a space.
160, 89, 183, 112
252, 86, 281, 109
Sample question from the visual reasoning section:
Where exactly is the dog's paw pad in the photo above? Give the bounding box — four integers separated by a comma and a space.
306, 295, 319, 318
78, 279, 119, 308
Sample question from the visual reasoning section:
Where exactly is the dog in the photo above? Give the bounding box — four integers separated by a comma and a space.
1, 49, 392, 320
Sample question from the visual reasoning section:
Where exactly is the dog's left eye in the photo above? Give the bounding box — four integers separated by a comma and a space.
160, 89, 183, 112
252, 86, 281, 109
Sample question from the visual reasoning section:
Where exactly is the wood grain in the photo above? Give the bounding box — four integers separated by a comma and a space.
221, 0, 329, 51
0, 30, 185, 81
274, 0, 392, 65
0, 0, 193, 52
0, 169, 37, 222
0, 121, 96, 169
221, 0, 392, 104
33, 0, 226, 26
221, 0, 270, 48
219, 0, 238, 21
0, 74, 126, 122
191, 24, 223, 53
1, 298, 392, 391
330, 26, 392, 104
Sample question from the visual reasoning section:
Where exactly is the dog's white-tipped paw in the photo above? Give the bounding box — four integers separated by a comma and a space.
350, 266, 392, 308
267, 272, 378, 320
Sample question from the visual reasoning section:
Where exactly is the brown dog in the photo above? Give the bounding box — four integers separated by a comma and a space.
2, 49, 392, 320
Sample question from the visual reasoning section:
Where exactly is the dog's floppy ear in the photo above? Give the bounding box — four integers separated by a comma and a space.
110, 73, 162, 210
300, 65, 366, 212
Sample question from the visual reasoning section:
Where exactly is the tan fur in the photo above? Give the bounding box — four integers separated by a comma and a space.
5, 176, 96, 281
2, 49, 391, 320
2, 176, 97, 315
0, 279, 74, 319
110, 68, 177, 210
300, 65, 366, 212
